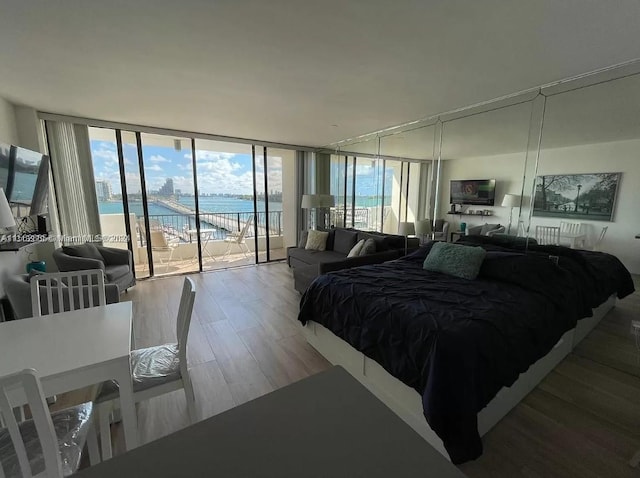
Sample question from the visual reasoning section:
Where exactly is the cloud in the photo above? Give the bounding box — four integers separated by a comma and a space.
149, 155, 170, 163
145, 164, 163, 172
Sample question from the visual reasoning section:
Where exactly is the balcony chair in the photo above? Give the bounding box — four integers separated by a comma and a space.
149, 230, 181, 272
222, 215, 254, 259
0, 368, 100, 477
95, 277, 197, 460
52, 243, 135, 292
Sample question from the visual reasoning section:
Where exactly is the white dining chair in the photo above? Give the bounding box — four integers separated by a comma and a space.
96, 277, 197, 460
30, 270, 106, 317
559, 221, 585, 248
535, 225, 561, 245
592, 226, 608, 251
0, 368, 100, 477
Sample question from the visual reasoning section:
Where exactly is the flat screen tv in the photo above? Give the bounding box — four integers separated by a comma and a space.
0, 141, 50, 216
450, 179, 496, 206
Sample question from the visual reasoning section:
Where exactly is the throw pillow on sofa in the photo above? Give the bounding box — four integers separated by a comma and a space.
298, 231, 309, 248
347, 239, 366, 258
305, 230, 329, 251
359, 238, 377, 256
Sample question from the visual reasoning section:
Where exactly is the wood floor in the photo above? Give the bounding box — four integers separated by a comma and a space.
101, 263, 639, 476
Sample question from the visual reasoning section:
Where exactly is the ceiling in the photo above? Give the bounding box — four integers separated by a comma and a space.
1, 0, 640, 148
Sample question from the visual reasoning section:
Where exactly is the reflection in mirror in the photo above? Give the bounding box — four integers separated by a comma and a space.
438, 101, 534, 242
530, 73, 640, 273
379, 124, 435, 237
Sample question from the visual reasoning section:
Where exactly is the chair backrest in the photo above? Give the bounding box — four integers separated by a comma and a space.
0, 369, 62, 478
176, 277, 196, 369
560, 221, 582, 235
30, 270, 106, 318
150, 230, 169, 249
535, 225, 561, 245
235, 215, 254, 243
594, 226, 608, 250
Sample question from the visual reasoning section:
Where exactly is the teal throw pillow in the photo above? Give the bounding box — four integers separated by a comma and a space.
423, 242, 487, 280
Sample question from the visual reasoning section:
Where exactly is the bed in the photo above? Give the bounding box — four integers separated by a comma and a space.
297, 237, 634, 464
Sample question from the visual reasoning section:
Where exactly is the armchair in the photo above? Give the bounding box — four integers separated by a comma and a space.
53, 243, 135, 292
5, 273, 120, 319
432, 219, 450, 242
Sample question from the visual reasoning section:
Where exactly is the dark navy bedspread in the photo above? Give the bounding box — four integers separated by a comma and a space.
297, 240, 634, 464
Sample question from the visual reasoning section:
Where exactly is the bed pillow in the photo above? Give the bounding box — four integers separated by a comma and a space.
359, 238, 377, 256
423, 242, 487, 280
347, 239, 366, 258
305, 230, 329, 251
480, 223, 501, 235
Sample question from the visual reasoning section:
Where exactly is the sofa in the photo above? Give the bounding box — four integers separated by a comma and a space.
4, 273, 120, 319
432, 219, 450, 241
287, 228, 419, 294
466, 223, 505, 237
53, 243, 136, 292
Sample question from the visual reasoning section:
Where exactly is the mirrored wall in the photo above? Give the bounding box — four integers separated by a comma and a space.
327, 64, 640, 274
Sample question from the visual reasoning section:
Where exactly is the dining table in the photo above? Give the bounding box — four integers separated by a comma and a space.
73, 366, 467, 477
0, 301, 139, 450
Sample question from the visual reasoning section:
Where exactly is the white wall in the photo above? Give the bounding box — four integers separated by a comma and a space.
532, 139, 640, 273
0, 96, 17, 145
439, 139, 640, 273
439, 152, 527, 233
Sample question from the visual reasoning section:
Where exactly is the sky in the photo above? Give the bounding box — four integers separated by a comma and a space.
90, 139, 283, 196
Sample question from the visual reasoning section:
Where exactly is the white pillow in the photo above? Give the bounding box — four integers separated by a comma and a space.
347, 239, 366, 258
305, 230, 329, 251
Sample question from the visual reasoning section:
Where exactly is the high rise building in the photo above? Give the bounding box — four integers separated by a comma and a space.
95, 180, 112, 201
158, 178, 174, 196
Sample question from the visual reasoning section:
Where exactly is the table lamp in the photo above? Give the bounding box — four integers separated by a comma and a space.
399, 221, 415, 255
501, 193, 521, 235
414, 219, 433, 245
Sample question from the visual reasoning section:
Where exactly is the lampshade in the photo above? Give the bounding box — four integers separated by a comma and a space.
398, 222, 415, 236
414, 219, 433, 235
301, 194, 319, 209
0, 188, 16, 229
501, 194, 521, 208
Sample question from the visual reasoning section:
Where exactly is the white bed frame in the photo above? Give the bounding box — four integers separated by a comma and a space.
302, 295, 616, 460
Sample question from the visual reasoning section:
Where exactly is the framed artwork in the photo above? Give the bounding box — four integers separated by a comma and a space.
533, 172, 621, 221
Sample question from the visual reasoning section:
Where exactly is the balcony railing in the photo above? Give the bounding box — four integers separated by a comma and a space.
133, 210, 283, 245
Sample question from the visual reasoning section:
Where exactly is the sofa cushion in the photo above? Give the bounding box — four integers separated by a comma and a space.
333, 229, 359, 254
347, 239, 366, 258
423, 242, 487, 280
105, 264, 130, 282
359, 238, 377, 256
62, 243, 104, 262
325, 228, 337, 251
287, 248, 346, 266
305, 230, 329, 251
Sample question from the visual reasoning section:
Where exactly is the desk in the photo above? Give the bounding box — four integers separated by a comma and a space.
74, 366, 466, 478
0, 302, 138, 450
560, 232, 586, 249
186, 228, 217, 262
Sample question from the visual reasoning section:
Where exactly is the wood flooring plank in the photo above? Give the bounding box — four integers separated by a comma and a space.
237, 325, 310, 388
